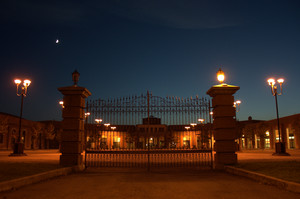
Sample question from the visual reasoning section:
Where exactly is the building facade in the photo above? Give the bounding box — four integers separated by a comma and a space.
238, 114, 300, 150
85, 116, 212, 150
2, 111, 299, 151
0, 112, 61, 150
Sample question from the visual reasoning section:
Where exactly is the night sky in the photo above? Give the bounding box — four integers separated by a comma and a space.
1, 0, 300, 122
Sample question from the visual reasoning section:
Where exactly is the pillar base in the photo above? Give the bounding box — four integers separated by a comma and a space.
214, 153, 237, 169
60, 154, 83, 166
9, 143, 27, 156
272, 142, 290, 156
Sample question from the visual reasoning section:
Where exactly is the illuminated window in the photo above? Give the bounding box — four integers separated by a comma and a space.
241, 138, 245, 148
265, 138, 270, 149
257, 138, 260, 149
113, 137, 120, 149
265, 131, 270, 148
289, 133, 295, 149
183, 137, 190, 148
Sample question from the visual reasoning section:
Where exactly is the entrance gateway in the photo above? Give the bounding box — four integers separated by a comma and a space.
85, 92, 213, 169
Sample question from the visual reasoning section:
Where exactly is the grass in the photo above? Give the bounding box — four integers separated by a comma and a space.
235, 161, 300, 183
0, 162, 62, 182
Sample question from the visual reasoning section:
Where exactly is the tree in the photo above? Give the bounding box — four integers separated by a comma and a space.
254, 122, 270, 138
292, 118, 300, 134
0, 116, 8, 148
254, 122, 270, 149
0, 116, 8, 133
44, 123, 55, 149
242, 125, 255, 149
31, 123, 42, 149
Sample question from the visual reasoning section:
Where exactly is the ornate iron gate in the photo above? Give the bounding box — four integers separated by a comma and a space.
85, 92, 213, 169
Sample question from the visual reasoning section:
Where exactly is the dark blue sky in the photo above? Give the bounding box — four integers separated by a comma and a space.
1, 0, 300, 122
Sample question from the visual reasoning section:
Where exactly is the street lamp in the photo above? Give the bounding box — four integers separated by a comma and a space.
198, 118, 205, 124
184, 126, 190, 130
95, 119, 103, 149
59, 100, 64, 108
184, 126, 191, 148
267, 78, 289, 155
11, 79, 31, 156
110, 126, 117, 149
234, 100, 241, 112
85, 112, 90, 118
190, 123, 197, 128
95, 119, 102, 124
198, 119, 205, 149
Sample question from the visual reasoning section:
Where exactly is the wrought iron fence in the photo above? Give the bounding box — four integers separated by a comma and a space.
86, 92, 211, 125
85, 92, 213, 169
85, 149, 212, 168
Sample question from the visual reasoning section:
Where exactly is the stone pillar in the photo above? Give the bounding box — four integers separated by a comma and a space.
207, 84, 239, 169
58, 84, 91, 167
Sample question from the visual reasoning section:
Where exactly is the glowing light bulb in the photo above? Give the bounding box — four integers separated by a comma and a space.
14, 79, 21, 85
217, 68, 225, 84
267, 78, 275, 86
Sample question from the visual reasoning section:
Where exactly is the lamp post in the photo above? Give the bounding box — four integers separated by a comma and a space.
11, 79, 31, 156
184, 126, 190, 148
234, 100, 241, 113
84, 112, 90, 146
198, 119, 205, 149
110, 126, 117, 149
95, 119, 103, 149
59, 100, 64, 108
190, 123, 197, 149
233, 100, 241, 151
234, 100, 241, 122
104, 123, 110, 149
267, 78, 289, 155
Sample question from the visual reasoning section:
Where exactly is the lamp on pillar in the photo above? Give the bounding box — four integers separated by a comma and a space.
217, 68, 225, 84
267, 78, 290, 156
207, 68, 240, 169
72, 70, 80, 86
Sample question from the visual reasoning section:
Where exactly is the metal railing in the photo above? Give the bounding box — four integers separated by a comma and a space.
85, 149, 212, 168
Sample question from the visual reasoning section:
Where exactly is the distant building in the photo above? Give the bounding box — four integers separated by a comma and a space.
85, 116, 212, 150
1, 111, 299, 151
237, 114, 300, 150
0, 112, 61, 150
